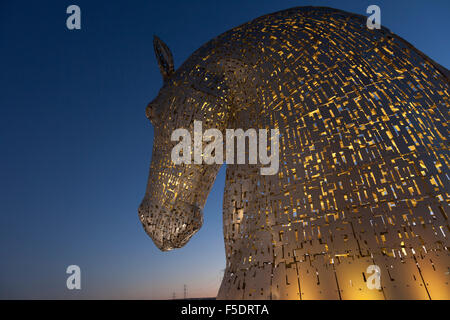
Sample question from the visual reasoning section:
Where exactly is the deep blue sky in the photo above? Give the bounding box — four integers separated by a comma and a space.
0, 0, 448, 299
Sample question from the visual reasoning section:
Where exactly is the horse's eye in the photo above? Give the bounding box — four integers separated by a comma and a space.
145, 103, 157, 123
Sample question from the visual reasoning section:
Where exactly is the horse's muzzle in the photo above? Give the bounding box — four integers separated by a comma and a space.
138, 198, 203, 251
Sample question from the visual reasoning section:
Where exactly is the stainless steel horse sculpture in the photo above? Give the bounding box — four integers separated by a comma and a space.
138, 7, 449, 299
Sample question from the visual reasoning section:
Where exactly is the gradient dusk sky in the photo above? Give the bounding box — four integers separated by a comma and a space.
0, 0, 448, 299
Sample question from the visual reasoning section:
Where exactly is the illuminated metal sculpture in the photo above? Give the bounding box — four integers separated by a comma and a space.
139, 7, 449, 299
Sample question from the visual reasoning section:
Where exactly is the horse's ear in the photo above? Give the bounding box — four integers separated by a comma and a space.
153, 35, 174, 80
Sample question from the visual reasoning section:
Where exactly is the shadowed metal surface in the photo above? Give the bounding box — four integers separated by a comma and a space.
139, 7, 449, 299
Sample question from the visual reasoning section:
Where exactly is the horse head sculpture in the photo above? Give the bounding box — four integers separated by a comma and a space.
138, 36, 229, 251
138, 7, 449, 299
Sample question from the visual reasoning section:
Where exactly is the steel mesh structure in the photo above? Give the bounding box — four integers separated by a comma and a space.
139, 7, 449, 299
